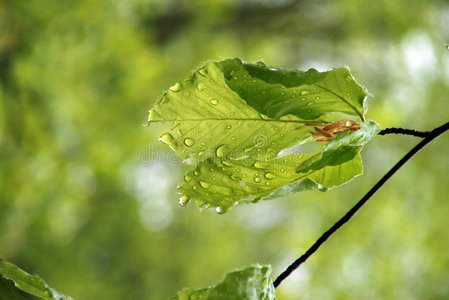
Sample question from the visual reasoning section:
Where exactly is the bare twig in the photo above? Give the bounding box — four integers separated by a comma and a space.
379, 127, 430, 138
274, 121, 449, 288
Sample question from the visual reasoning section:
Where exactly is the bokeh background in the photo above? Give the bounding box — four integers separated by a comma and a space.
1, 0, 449, 299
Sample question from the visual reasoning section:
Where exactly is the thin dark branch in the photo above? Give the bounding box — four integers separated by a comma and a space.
274, 121, 449, 288
379, 127, 430, 137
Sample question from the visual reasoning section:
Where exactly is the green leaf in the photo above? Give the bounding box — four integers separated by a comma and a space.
0, 258, 72, 300
172, 265, 275, 300
149, 58, 367, 162
179, 122, 380, 212
149, 58, 378, 212
220, 58, 367, 120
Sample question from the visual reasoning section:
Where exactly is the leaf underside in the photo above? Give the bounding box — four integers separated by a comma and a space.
149, 58, 380, 212
0, 258, 72, 300
172, 264, 275, 300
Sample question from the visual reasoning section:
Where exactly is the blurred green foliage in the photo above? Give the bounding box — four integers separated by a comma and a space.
0, 258, 72, 300
1, 0, 449, 299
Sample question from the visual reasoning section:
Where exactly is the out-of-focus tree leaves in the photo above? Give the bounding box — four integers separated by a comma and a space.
1, 0, 449, 299
0, 259, 72, 300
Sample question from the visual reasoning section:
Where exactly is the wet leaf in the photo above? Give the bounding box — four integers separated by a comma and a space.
180, 122, 380, 212
149, 58, 367, 162
149, 58, 379, 212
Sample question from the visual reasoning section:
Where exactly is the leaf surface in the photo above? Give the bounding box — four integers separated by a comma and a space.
172, 265, 275, 300
149, 58, 367, 162
0, 258, 72, 300
179, 121, 380, 212
149, 58, 378, 212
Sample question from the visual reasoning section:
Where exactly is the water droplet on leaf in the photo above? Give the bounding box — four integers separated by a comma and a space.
170, 122, 181, 130
179, 195, 190, 206
199, 181, 210, 189
210, 99, 219, 105
264, 173, 275, 179
317, 184, 326, 191
184, 175, 192, 182
259, 113, 270, 120
184, 138, 194, 147
197, 83, 206, 91
253, 161, 268, 169
160, 133, 176, 146
198, 68, 208, 77
216, 206, 227, 214
230, 174, 240, 181
169, 82, 182, 92
216, 145, 226, 158
245, 185, 258, 193
301, 90, 310, 95
222, 160, 232, 166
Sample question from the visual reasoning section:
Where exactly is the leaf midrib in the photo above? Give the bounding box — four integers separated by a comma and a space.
150, 118, 323, 124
